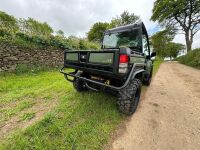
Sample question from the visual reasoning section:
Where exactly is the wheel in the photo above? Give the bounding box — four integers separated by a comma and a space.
73, 78, 87, 92
117, 78, 142, 115
143, 69, 153, 86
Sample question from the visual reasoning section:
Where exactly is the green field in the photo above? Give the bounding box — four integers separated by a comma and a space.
0, 59, 162, 149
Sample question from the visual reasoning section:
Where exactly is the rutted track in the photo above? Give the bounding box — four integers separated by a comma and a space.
110, 62, 200, 150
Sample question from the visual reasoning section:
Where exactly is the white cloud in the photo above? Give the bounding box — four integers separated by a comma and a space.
110, 0, 157, 33
193, 32, 200, 48
0, 0, 156, 36
0, 0, 115, 36
174, 32, 200, 49
0, 0, 199, 48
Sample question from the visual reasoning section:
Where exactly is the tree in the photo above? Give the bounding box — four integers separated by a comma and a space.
88, 11, 140, 42
19, 18, 53, 38
166, 42, 185, 60
67, 35, 80, 49
79, 39, 87, 49
0, 11, 19, 33
151, 0, 200, 52
56, 30, 65, 38
151, 29, 175, 58
87, 22, 110, 42
41, 22, 53, 38
111, 10, 140, 27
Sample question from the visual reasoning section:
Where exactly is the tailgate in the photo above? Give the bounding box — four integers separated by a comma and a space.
64, 50, 119, 75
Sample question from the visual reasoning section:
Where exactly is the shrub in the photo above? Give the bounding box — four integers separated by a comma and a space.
0, 29, 12, 37
15, 64, 30, 74
177, 48, 200, 69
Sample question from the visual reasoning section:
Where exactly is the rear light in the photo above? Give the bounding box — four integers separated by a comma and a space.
119, 54, 129, 73
119, 55, 129, 63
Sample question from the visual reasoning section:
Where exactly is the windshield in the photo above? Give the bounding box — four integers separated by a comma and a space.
102, 29, 142, 51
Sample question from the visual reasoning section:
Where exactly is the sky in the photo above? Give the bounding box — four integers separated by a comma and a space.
0, 0, 199, 48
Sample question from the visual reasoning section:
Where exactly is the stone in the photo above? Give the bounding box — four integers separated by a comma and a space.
0, 42, 63, 71
6, 56, 18, 61
9, 64, 17, 71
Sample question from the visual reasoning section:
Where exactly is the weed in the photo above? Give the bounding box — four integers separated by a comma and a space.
20, 112, 36, 121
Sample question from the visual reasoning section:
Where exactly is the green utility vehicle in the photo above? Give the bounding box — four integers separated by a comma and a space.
60, 21, 156, 115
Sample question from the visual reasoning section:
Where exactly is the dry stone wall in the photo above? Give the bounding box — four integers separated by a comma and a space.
0, 41, 64, 72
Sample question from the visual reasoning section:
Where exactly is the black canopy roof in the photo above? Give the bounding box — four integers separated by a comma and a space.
104, 21, 147, 34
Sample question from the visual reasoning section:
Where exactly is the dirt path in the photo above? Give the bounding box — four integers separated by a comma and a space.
110, 62, 200, 150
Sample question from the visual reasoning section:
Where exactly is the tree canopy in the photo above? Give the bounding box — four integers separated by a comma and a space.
111, 10, 140, 28
151, 0, 200, 52
87, 11, 140, 42
151, 29, 184, 59
166, 42, 185, 59
18, 18, 53, 38
0, 10, 100, 50
56, 30, 65, 38
151, 29, 175, 58
87, 22, 110, 42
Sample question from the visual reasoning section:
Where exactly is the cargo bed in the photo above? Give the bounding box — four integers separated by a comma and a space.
63, 49, 122, 77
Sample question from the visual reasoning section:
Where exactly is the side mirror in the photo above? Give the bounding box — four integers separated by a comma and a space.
150, 52, 156, 58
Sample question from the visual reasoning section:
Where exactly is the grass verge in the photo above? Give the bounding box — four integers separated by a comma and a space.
176, 48, 200, 69
0, 58, 162, 149
0, 71, 123, 149
153, 57, 163, 76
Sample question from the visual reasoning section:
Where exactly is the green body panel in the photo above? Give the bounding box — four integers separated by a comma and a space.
146, 60, 153, 73
89, 53, 113, 64
144, 60, 153, 77
130, 56, 145, 64
130, 56, 153, 75
66, 53, 78, 61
